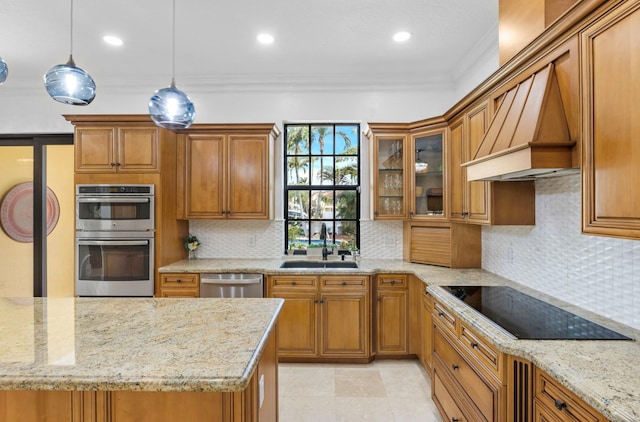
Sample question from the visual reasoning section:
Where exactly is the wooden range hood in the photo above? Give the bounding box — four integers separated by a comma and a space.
463, 63, 577, 181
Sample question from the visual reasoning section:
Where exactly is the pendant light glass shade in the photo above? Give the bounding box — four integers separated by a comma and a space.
149, 80, 195, 130
0, 57, 8, 85
44, 55, 96, 105
44, 0, 96, 105
148, 0, 195, 129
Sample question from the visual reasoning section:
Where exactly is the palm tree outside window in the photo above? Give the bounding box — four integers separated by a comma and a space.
284, 123, 360, 254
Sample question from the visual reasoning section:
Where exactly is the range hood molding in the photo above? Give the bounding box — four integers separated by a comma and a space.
462, 63, 577, 181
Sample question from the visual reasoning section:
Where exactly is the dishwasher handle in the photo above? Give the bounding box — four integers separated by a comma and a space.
200, 277, 262, 285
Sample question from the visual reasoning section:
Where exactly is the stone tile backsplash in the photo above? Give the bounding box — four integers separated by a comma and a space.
482, 174, 640, 331
189, 219, 403, 260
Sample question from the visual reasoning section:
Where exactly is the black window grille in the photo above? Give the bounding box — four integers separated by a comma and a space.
284, 123, 360, 253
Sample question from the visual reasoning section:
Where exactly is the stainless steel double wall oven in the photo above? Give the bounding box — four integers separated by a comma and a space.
75, 184, 155, 297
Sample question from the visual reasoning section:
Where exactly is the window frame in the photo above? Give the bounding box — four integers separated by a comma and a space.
283, 123, 361, 254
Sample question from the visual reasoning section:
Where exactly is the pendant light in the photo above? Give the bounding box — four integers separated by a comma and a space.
148, 0, 195, 130
43, 0, 96, 105
0, 57, 7, 85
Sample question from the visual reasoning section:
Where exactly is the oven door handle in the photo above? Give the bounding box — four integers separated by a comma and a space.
77, 197, 150, 203
77, 240, 150, 246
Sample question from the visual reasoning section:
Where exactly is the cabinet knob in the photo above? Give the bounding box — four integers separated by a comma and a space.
115, 162, 121, 166
176, 279, 182, 283
314, 299, 319, 304
292, 281, 297, 286
470, 342, 478, 349
342, 281, 347, 286
452, 364, 459, 371
319, 299, 324, 304
110, 162, 116, 167
438, 312, 445, 317
461, 211, 469, 217
452, 419, 460, 422
377, 296, 381, 302
554, 400, 567, 411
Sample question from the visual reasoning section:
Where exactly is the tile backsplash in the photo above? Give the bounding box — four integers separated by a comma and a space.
482, 174, 640, 331
189, 219, 403, 260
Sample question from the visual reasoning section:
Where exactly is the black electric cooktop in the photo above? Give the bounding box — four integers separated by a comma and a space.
443, 286, 632, 340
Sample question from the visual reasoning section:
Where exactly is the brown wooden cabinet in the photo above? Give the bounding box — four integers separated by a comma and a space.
449, 103, 536, 226
534, 367, 608, 422
431, 298, 506, 422
267, 274, 370, 361
159, 273, 199, 298
368, 127, 409, 220
581, 0, 640, 239
421, 290, 433, 373
74, 124, 160, 174
176, 124, 279, 220
403, 221, 481, 268
374, 274, 408, 356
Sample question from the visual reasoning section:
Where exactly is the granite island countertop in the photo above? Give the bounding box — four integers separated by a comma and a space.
0, 297, 283, 393
160, 257, 640, 421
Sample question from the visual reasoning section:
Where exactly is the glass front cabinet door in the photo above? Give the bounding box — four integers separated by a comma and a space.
411, 128, 446, 219
373, 134, 407, 219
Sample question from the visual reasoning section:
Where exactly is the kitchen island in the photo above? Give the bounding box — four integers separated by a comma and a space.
0, 296, 283, 422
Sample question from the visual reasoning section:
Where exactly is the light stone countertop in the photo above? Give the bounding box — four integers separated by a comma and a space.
160, 257, 640, 422
0, 297, 283, 393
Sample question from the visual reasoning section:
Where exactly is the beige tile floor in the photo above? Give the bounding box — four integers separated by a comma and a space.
278, 359, 445, 422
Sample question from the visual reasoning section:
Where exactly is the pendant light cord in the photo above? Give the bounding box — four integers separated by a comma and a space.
70, 0, 74, 57
171, 0, 176, 87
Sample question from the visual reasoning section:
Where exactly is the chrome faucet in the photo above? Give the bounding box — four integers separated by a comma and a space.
320, 223, 328, 261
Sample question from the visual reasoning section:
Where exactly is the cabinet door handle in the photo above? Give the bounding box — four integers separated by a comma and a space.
470, 342, 478, 349
461, 211, 469, 217
452, 364, 459, 371
554, 399, 567, 411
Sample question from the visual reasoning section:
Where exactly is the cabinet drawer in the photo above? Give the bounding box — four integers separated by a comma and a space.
434, 326, 497, 421
433, 300, 457, 336
460, 322, 503, 379
321, 276, 368, 290
160, 273, 199, 288
159, 289, 199, 298
376, 274, 407, 288
270, 276, 318, 289
433, 370, 468, 422
535, 368, 604, 422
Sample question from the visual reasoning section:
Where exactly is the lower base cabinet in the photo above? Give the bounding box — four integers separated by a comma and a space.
268, 275, 370, 361
159, 273, 200, 297
534, 367, 608, 422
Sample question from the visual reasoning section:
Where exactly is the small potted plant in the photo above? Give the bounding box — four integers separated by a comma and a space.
183, 234, 201, 259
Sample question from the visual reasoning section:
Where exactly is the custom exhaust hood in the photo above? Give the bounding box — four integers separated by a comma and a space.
462, 63, 577, 181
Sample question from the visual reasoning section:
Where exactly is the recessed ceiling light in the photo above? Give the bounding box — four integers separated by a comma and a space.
257, 33, 275, 45
103, 35, 123, 47
393, 31, 411, 43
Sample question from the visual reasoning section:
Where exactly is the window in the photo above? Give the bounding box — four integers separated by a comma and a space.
284, 123, 360, 253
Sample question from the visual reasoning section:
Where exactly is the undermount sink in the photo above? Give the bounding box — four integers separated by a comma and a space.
279, 260, 359, 269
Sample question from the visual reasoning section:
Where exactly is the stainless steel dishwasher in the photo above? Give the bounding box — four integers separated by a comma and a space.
199, 273, 264, 298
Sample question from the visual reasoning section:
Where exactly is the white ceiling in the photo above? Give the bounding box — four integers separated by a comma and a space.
0, 0, 498, 93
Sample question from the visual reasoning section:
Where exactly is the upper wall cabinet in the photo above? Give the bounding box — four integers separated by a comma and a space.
176, 124, 279, 220
449, 103, 536, 225
410, 126, 447, 221
368, 124, 408, 220
70, 120, 160, 174
582, 0, 640, 239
